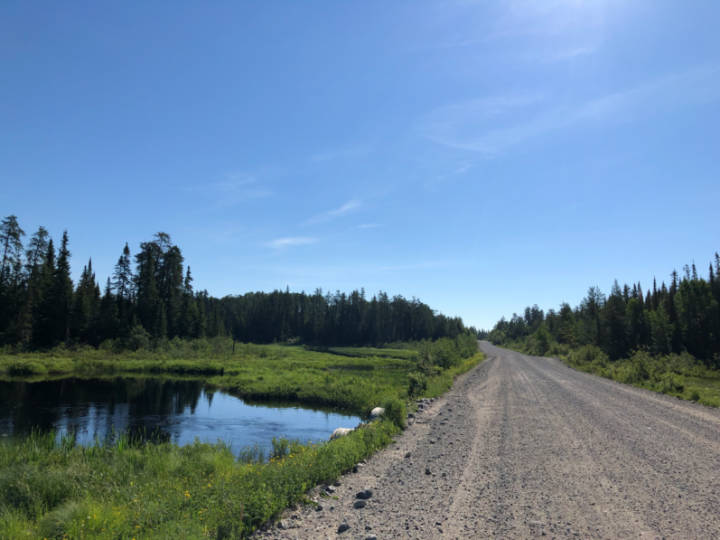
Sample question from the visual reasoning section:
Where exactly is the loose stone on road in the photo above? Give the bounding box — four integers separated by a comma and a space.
254, 341, 720, 539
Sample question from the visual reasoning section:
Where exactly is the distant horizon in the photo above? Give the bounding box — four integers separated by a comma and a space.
3, 1, 719, 331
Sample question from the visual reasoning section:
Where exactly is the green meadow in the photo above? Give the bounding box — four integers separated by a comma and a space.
0, 335, 482, 538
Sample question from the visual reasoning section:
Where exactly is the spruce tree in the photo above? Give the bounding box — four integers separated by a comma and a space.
71, 259, 100, 344
97, 278, 120, 342
135, 239, 163, 337
0, 215, 25, 288
16, 226, 51, 343
51, 231, 74, 344
603, 281, 628, 360
112, 242, 134, 336
33, 239, 58, 347
0, 215, 26, 342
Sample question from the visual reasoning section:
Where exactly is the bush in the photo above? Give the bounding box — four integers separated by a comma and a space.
126, 325, 151, 351
567, 345, 608, 366
654, 373, 685, 395
407, 371, 427, 397
527, 326, 551, 356
547, 341, 570, 357
382, 398, 406, 429
6, 360, 48, 376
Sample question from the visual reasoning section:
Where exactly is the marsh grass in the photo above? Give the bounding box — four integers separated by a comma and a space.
0, 337, 483, 538
0, 339, 414, 413
0, 423, 396, 538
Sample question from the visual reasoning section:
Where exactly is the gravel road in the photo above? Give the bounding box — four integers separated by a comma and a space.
254, 341, 720, 539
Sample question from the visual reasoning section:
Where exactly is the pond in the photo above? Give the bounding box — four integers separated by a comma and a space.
0, 377, 361, 456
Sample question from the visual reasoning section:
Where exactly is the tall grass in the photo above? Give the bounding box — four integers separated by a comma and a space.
0, 335, 484, 538
0, 424, 396, 538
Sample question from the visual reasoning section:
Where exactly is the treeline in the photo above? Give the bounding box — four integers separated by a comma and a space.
488, 253, 720, 367
0, 216, 467, 350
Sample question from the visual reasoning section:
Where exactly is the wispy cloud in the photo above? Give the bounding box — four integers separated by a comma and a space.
266, 237, 318, 249
546, 46, 596, 62
419, 94, 545, 155
190, 173, 273, 207
213, 175, 273, 203
306, 199, 362, 225
486, 0, 615, 40
425, 160, 475, 189
184, 222, 249, 245
517, 45, 597, 64
310, 144, 372, 163
419, 66, 720, 156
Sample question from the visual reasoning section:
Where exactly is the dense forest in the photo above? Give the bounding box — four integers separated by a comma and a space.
487, 253, 720, 368
0, 215, 467, 350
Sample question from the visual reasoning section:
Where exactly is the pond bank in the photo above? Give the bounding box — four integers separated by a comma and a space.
0, 338, 482, 538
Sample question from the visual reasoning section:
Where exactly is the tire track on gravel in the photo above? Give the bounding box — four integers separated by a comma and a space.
254, 342, 720, 539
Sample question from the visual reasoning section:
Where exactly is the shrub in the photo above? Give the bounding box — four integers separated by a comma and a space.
382, 398, 406, 429
270, 438, 290, 460
567, 345, 608, 368
126, 325, 151, 351
407, 371, 427, 397
654, 373, 685, 395
548, 341, 570, 357
6, 361, 48, 376
527, 326, 551, 356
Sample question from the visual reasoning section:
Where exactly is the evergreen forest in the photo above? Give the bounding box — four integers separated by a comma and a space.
0, 215, 467, 350
487, 253, 720, 368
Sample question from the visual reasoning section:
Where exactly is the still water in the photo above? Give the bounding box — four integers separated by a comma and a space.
0, 377, 360, 455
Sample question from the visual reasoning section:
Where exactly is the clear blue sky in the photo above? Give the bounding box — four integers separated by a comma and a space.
2, 1, 719, 330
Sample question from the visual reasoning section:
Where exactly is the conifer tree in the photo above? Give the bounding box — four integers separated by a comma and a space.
113, 243, 134, 301
112, 242, 134, 336
33, 234, 74, 347
97, 278, 120, 342
603, 281, 628, 359
72, 259, 100, 344
0, 215, 25, 288
0, 215, 26, 342
18, 225, 51, 343
32, 239, 55, 346
49, 231, 74, 344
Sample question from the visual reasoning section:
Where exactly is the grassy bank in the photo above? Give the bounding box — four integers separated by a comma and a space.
0, 335, 483, 538
500, 337, 720, 407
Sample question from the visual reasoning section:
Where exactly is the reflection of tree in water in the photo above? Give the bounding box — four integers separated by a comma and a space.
0, 378, 205, 444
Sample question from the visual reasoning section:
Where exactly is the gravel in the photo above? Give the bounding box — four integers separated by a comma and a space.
253, 341, 720, 539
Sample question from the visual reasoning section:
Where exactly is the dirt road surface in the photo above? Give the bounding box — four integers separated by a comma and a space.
254, 342, 720, 539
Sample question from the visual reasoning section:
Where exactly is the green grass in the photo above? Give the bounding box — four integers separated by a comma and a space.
0, 336, 484, 538
0, 425, 397, 539
681, 376, 720, 407
0, 340, 414, 414
501, 337, 720, 408
306, 345, 419, 360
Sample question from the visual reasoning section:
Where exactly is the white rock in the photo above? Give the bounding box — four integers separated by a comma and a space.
330, 427, 354, 440
369, 406, 385, 419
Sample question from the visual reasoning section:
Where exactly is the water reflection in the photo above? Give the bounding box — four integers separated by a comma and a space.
0, 378, 360, 455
